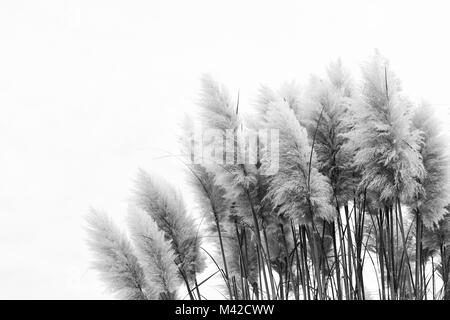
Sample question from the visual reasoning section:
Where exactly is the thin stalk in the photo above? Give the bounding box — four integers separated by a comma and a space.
331, 219, 343, 299
336, 205, 351, 299
262, 225, 278, 299
305, 226, 324, 299
415, 209, 422, 299
291, 221, 305, 300
344, 204, 355, 298
396, 198, 415, 298
280, 223, 293, 299
300, 225, 312, 300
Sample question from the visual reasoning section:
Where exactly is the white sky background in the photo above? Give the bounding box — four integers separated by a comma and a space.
0, 0, 449, 299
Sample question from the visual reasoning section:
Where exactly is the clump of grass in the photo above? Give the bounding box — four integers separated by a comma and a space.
86, 52, 450, 300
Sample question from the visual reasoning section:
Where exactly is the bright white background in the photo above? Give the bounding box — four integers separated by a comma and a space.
0, 0, 449, 299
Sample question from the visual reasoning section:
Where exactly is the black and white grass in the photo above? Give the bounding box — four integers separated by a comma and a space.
86, 51, 450, 300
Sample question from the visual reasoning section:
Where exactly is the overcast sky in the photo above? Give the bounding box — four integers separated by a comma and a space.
0, 0, 449, 299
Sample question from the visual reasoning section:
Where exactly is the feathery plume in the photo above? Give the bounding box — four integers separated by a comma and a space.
411, 103, 450, 228
423, 212, 450, 252
197, 74, 258, 223
199, 73, 239, 133
179, 114, 230, 233
133, 170, 205, 281
85, 209, 148, 300
261, 98, 335, 224
346, 51, 425, 202
303, 61, 356, 203
127, 206, 180, 299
